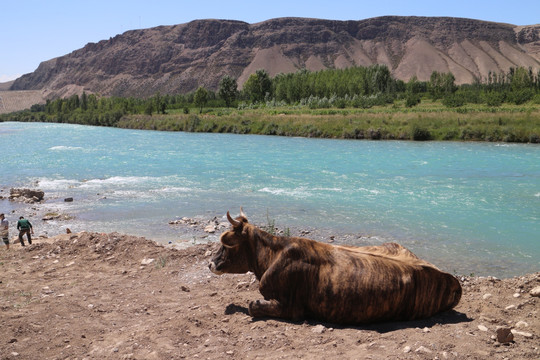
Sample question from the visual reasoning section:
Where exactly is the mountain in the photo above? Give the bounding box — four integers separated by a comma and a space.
8, 16, 540, 99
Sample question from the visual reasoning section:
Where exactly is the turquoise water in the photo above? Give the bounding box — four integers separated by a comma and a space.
1, 122, 538, 277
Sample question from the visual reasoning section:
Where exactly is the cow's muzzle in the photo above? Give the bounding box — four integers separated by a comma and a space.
208, 261, 223, 275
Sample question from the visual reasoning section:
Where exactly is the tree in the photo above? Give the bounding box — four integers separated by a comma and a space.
194, 87, 208, 113
144, 101, 154, 115
218, 75, 238, 107
154, 92, 166, 114
243, 69, 272, 103
510, 67, 532, 91
429, 71, 456, 100
81, 92, 88, 111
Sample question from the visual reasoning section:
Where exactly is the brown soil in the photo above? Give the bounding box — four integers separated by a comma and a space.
1, 232, 538, 360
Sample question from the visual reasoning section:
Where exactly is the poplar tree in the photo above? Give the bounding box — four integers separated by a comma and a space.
218, 75, 238, 108
194, 87, 208, 113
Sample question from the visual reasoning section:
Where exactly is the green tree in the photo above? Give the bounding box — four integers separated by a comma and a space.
81, 92, 88, 111
510, 67, 532, 91
429, 71, 456, 100
154, 92, 166, 114
218, 75, 238, 107
144, 100, 154, 115
243, 69, 272, 103
194, 87, 208, 113
406, 76, 425, 94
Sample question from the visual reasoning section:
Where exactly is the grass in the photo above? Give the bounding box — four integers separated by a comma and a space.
262, 210, 291, 237
155, 255, 168, 268
116, 100, 540, 143
12, 290, 35, 309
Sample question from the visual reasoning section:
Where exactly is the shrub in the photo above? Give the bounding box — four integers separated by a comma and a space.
411, 124, 432, 141
483, 91, 504, 106
509, 89, 534, 105
405, 93, 421, 107
442, 93, 465, 107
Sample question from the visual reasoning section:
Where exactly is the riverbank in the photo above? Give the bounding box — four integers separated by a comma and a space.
1, 232, 538, 359
117, 104, 540, 142
3, 101, 540, 142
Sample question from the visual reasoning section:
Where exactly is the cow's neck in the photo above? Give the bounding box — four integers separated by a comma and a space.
246, 226, 285, 280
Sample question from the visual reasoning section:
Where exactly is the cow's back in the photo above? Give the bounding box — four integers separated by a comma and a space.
302, 243, 461, 323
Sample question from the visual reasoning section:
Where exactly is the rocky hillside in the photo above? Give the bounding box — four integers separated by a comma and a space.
9, 16, 540, 99
0, 90, 46, 114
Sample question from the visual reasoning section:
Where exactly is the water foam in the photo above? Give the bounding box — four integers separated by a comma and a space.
49, 145, 84, 151
259, 187, 311, 198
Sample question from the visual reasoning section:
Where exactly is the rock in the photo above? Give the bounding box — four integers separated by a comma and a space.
42, 213, 61, 221
511, 330, 533, 338
64, 197, 74, 202
42, 286, 53, 294
505, 305, 516, 310
496, 327, 514, 343
515, 321, 529, 328
204, 250, 212, 257
530, 286, 540, 297
236, 282, 250, 289
311, 324, 326, 334
181, 286, 190, 292
204, 225, 216, 233
482, 293, 492, 300
513, 293, 521, 298
478, 325, 488, 332
9, 188, 44, 202
141, 258, 155, 265
415, 346, 432, 354
403, 346, 411, 353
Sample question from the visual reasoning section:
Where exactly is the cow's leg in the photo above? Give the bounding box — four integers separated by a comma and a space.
249, 299, 304, 321
249, 299, 282, 317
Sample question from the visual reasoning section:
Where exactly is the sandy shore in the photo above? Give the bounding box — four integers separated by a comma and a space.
0, 231, 538, 359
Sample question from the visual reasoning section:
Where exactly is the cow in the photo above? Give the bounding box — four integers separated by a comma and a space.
209, 209, 462, 324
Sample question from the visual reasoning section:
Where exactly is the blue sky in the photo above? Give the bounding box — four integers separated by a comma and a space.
2, 0, 539, 82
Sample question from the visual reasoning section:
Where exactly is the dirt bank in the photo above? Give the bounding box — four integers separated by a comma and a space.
1, 232, 538, 359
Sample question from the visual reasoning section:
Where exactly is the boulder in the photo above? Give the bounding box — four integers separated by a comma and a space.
9, 188, 44, 203
496, 327, 514, 344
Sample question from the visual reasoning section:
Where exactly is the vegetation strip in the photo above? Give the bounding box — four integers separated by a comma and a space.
1, 65, 539, 142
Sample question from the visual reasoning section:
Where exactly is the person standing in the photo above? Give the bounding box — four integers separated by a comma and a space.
17, 216, 33, 246
0, 213, 9, 250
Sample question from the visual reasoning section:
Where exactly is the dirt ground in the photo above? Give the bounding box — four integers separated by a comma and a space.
1, 232, 538, 360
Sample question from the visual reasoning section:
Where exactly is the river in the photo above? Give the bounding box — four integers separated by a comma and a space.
1, 122, 538, 277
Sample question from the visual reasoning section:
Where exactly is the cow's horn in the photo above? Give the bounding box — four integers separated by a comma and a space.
227, 211, 241, 227
240, 207, 246, 218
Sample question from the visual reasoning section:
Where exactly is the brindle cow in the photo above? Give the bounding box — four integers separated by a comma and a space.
209, 210, 462, 324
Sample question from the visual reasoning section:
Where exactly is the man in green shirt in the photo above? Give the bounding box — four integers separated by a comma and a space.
17, 216, 34, 246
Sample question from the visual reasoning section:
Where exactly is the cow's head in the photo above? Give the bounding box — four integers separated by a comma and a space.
209, 209, 251, 275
